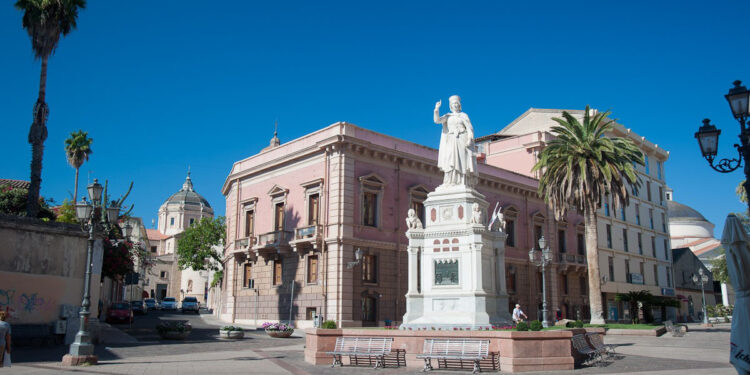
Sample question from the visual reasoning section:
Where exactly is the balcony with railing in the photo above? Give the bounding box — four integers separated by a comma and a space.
557, 252, 587, 273
252, 230, 294, 256
289, 225, 322, 252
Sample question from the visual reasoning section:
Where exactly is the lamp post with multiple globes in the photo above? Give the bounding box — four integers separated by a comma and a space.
529, 236, 553, 328
62, 179, 120, 366
692, 268, 710, 325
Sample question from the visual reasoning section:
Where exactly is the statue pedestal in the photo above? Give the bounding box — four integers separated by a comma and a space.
401, 185, 512, 330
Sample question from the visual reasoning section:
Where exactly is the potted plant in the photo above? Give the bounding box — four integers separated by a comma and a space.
262, 322, 294, 338
156, 320, 192, 340
219, 326, 244, 339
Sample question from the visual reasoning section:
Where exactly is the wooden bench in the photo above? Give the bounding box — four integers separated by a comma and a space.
416, 339, 492, 374
571, 334, 600, 366
664, 320, 688, 337
327, 337, 394, 369
586, 332, 615, 359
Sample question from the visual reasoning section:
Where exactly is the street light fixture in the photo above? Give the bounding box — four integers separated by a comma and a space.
696, 80, 750, 214
529, 236, 553, 328
63, 179, 121, 366
692, 268, 710, 325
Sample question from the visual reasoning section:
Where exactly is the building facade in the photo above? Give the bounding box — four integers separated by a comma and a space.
220, 122, 590, 328
671, 247, 717, 322
145, 173, 215, 305
478, 108, 675, 322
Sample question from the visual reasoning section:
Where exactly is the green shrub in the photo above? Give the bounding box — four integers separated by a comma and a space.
321, 320, 337, 329
515, 322, 529, 331
529, 320, 543, 331
221, 326, 243, 331
574, 320, 584, 328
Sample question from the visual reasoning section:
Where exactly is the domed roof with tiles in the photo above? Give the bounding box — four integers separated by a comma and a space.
162, 173, 213, 213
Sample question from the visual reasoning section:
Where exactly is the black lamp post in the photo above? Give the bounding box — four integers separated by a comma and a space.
692, 268, 710, 325
695, 80, 750, 214
63, 179, 120, 366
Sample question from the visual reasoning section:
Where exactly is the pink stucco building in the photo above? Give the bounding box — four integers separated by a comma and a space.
219, 121, 590, 328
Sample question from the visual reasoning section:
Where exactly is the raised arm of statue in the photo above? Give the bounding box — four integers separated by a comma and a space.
434, 100, 442, 124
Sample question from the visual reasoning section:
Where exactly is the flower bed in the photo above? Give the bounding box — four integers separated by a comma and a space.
156, 320, 192, 340
262, 322, 294, 338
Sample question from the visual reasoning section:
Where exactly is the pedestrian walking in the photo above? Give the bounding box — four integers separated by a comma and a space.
0, 311, 11, 368
512, 304, 528, 324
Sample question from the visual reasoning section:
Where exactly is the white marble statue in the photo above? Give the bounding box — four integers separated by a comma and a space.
488, 203, 506, 231
470, 202, 482, 224
406, 208, 423, 230
434, 95, 478, 186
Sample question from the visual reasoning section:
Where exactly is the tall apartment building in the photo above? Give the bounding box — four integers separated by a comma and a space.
219, 122, 588, 328
479, 108, 675, 322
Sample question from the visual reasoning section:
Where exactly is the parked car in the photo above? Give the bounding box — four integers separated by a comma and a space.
161, 297, 178, 311
106, 301, 133, 323
181, 296, 200, 314
131, 300, 147, 315
144, 298, 158, 310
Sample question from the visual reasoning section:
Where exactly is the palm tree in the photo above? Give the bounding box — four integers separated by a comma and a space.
16, 0, 86, 217
615, 290, 653, 324
532, 106, 642, 324
64, 129, 92, 202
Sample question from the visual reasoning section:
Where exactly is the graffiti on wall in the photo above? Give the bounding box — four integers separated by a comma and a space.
0, 288, 58, 321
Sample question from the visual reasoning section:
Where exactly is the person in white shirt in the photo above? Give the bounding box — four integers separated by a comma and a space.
512, 304, 528, 324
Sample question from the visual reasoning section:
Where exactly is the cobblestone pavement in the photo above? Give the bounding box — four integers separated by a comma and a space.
4, 320, 735, 374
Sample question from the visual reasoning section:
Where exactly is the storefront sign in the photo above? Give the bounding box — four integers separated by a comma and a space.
661, 287, 675, 297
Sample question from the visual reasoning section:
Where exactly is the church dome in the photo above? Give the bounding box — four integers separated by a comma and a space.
667, 200, 707, 222
163, 173, 213, 212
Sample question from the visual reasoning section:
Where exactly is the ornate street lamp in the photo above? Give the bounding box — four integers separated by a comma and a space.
63, 179, 121, 366
529, 236, 553, 328
692, 268, 710, 325
696, 80, 750, 214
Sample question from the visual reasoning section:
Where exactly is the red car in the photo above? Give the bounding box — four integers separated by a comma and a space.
106, 301, 133, 324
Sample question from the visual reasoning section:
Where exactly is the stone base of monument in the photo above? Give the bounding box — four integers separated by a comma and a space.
304, 327, 603, 372
62, 354, 98, 366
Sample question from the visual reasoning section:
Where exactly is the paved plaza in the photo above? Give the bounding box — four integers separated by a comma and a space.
3, 314, 736, 374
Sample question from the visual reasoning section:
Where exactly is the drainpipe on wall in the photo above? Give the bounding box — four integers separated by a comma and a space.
323, 146, 331, 322
394, 157, 401, 324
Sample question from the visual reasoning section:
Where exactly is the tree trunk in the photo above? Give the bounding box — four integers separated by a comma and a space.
74, 167, 80, 203
26, 56, 49, 218
585, 199, 606, 324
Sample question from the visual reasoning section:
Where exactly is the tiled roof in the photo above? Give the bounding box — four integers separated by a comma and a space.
0, 179, 30, 189
146, 229, 169, 241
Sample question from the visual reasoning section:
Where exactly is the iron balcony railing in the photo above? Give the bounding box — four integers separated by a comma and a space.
294, 225, 319, 240
257, 230, 294, 247
235, 236, 257, 249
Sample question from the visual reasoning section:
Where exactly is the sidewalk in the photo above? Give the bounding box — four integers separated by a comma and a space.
198, 312, 306, 339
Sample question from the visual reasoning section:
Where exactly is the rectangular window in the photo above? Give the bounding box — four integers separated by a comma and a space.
245, 210, 254, 238
558, 230, 566, 253
626, 261, 631, 283
632, 184, 638, 197
639, 262, 644, 283
661, 213, 667, 232
606, 224, 612, 248
363, 254, 377, 283
170, 217, 175, 227
664, 239, 669, 259
604, 196, 610, 216
435, 260, 459, 285
308, 194, 319, 225
534, 225, 544, 249
580, 276, 587, 294
505, 220, 515, 247
151, 246, 157, 253
623, 228, 629, 252
645, 155, 650, 175
638, 233, 643, 255
410, 200, 425, 227
306, 307, 317, 320
621, 206, 626, 221
363, 192, 378, 227
657, 161, 663, 180
654, 264, 658, 285
562, 275, 569, 295
506, 266, 516, 292
274, 202, 285, 231
273, 260, 283, 286
649, 209, 654, 230
307, 255, 318, 283
647, 181, 652, 202
608, 256, 615, 282
243, 263, 254, 288
189, 218, 195, 226
651, 236, 656, 257
636, 204, 641, 226
577, 233, 585, 255
160, 271, 168, 278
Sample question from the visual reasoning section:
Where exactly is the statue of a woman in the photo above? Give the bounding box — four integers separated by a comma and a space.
434, 95, 477, 186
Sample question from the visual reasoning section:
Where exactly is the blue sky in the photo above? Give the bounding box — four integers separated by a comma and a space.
1, 1, 747, 235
